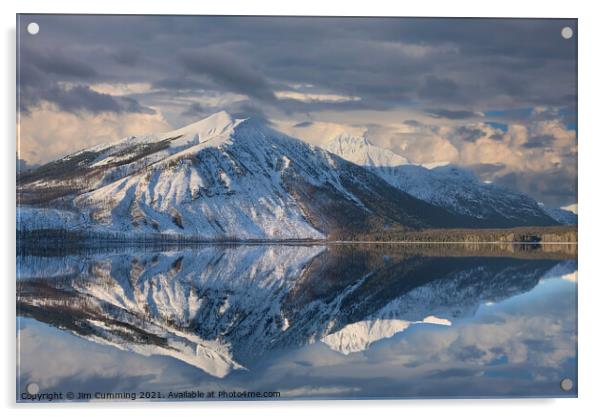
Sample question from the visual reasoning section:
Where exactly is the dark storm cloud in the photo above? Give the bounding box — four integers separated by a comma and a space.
181, 49, 276, 101
18, 45, 153, 115
22, 47, 97, 79
426, 109, 482, 120
18, 15, 577, 115
46, 85, 155, 114
45, 85, 122, 113
120, 96, 156, 114
21, 82, 155, 115
381, 18, 576, 61
418, 76, 459, 100
111, 48, 141, 67
229, 103, 273, 125
467, 163, 576, 206
15, 23, 576, 112
181, 102, 206, 118
494, 75, 529, 96
272, 97, 373, 115
153, 77, 209, 91
494, 169, 577, 206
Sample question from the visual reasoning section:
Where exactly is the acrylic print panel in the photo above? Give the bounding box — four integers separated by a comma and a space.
16, 15, 577, 402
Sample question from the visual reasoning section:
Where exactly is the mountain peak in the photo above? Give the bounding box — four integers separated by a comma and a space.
167, 110, 239, 139
330, 132, 372, 147
326, 132, 408, 168
194, 110, 235, 126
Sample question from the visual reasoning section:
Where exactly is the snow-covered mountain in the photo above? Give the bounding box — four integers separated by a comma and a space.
17, 112, 568, 239
540, 205, 578, 225
326, 132, 408, 168
17, 246, 568, 375
324, 133, 560, 228
17, 112, 487, 240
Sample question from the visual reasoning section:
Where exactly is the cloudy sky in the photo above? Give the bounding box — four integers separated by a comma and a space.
17, 15, 577, 207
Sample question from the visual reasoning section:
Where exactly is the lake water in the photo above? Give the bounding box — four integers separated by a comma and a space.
16, 243, 577, 401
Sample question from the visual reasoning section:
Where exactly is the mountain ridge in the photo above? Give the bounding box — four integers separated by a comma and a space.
17, 111, 565, 240
323, 133, 563, 227
18, 112, 483, 240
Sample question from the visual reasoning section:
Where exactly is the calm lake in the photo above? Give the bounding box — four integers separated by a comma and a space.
16, 243, 577, 400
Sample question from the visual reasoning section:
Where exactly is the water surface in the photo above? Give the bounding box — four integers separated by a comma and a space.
16, 243, 577, 400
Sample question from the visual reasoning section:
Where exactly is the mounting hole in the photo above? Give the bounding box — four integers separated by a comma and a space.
561, 27, 573, 40
27, 22, 40, 35
560, 378, 574, 391
26, 383, 39, 395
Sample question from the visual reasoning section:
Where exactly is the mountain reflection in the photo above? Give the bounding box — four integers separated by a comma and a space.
17, 244, 576, 378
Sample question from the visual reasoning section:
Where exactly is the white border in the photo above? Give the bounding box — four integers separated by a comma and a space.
2, 1, 601, 416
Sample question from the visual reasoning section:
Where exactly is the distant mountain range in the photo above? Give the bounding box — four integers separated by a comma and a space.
326, 133, 576, 227
17, 111, 571, 241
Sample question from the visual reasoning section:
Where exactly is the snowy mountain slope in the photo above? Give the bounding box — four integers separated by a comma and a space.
324, 134, 559, 228
16, 206, 86, 231
325, 133, 408, 168
320, 257, 551, 354
321, 317, 450, 356
18, 245, 325, 377
17, 246, 567, 375
540, 205, 578, 225
17, 112, 479, 240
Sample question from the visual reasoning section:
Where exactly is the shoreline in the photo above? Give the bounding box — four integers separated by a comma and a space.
16, 225, 578, 245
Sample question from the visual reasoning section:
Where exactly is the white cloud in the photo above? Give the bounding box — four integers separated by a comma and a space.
561, 271, 578, 283
18, 103, 172, 164
275, 91, 360, 103
89, 82, 154, 96
562, 204, 578, 214
274, 112, 576, 181
273, 120, 366, 147
17, 324, 169, 390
